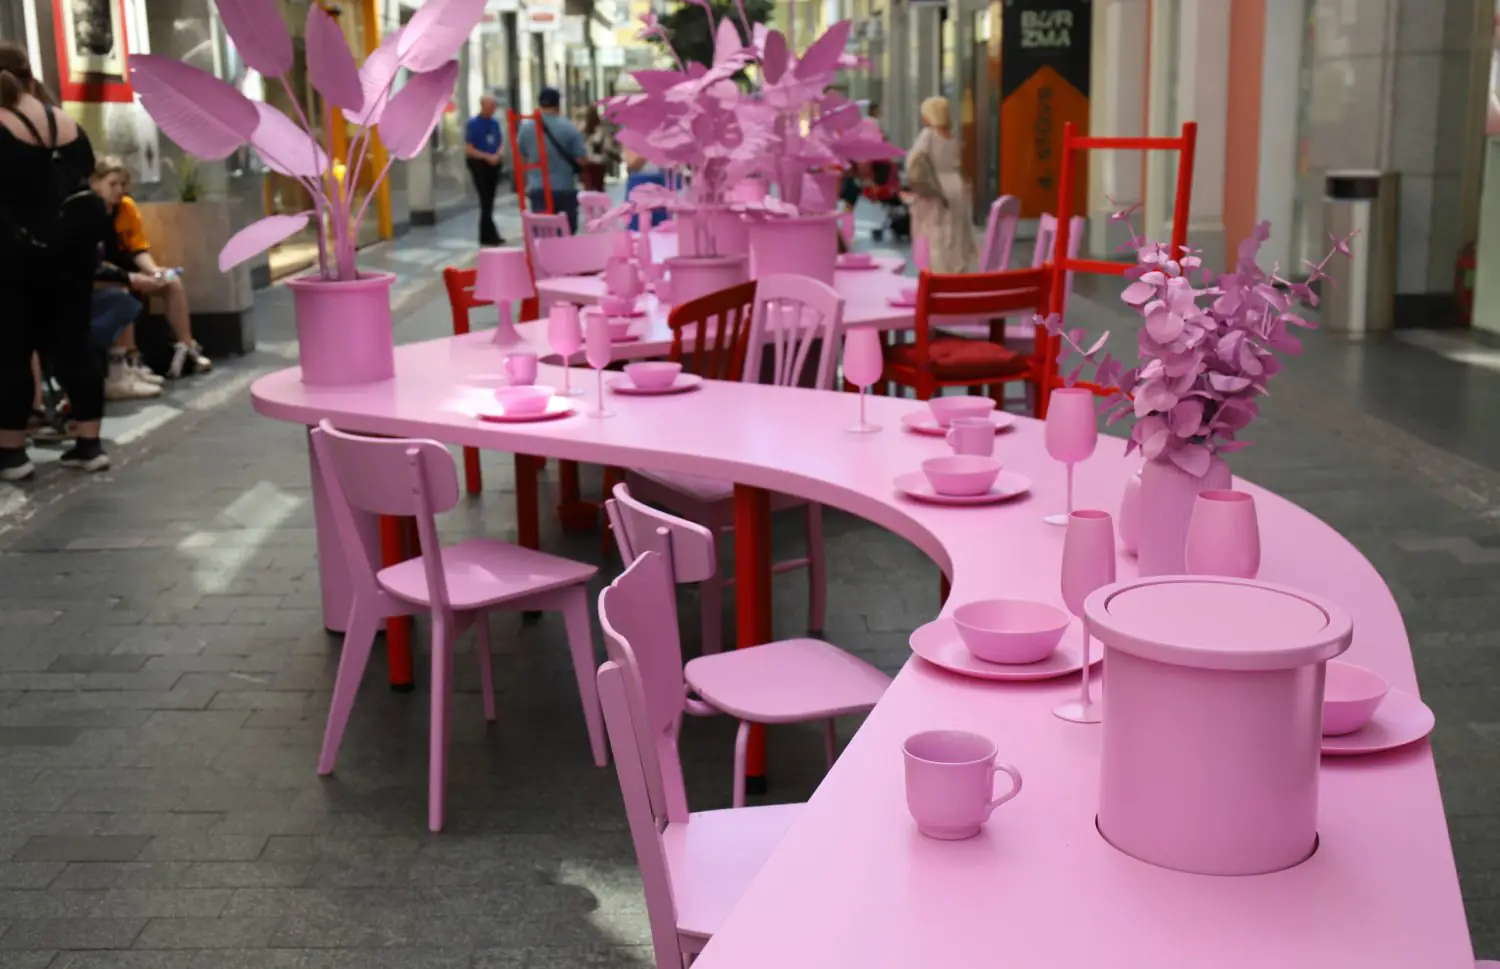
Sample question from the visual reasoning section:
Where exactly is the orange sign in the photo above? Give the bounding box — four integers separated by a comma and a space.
999, 1, 1091, 218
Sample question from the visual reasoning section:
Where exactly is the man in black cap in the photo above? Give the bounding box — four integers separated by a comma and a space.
515, 87, 586, 232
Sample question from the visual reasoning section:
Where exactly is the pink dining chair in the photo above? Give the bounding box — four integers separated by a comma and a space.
578, 190, 612, 229
978, 195, 1021, 272
624, 274, 844, 651
606, 488, 890, 806
309, 421, 606, 832
521, 210, 570, 276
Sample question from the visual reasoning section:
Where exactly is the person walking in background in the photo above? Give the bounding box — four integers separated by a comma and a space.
903, 96, 978, 274
464, 94, 506, 246
580, 106, 618, 193
516, 87, 585, 232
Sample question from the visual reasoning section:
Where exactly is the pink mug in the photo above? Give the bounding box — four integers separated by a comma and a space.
503, 352, 538, 386
946, 417, 995, 457
903, 730, 1023, 840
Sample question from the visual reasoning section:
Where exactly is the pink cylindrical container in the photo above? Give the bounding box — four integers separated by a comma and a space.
663, 255, 750, 307
1084, 576, 1353, 876
748, 215, 838, 284
287, 272, 396, 386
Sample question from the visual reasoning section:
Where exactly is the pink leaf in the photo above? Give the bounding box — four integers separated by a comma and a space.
1121, 280, 1155, 305
129, 55, 258, 161
251, 102, 328, 177
762, 30, 790, 83
633, 70, 686, 95
1168, 443, 1212, 477
795, 20, 852, 79
213, 0, 293, 77
219, 212, 311, 272
398, 0, 487, 73
713, 18, 747, 69
344, 27, 404, 126
1084, 331, 1111, 356
379, 61, 459, 160
306, 5, 364, 115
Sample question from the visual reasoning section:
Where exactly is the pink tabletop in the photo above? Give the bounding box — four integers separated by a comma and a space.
250, 339, 1470, 969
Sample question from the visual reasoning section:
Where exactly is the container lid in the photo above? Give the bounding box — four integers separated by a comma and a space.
1083, 576, 1353, 672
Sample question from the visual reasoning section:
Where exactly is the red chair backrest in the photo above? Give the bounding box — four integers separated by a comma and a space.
442, 267, 492, 336
666, 280, 759, 381
913, 266, 1054, 367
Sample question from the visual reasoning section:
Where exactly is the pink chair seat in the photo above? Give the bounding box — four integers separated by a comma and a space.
685, 639, 890, 722
664, 802, 803, 940
377, 538, 596, 610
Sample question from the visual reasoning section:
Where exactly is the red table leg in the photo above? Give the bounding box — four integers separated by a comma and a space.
515, 454, 540, 550
556, 460, 596, 532
733, 484, 773, 794
380, 515, 415, 691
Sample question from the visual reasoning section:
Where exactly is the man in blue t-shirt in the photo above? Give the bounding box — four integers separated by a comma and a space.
464, 94, 506, 246
516, 87, 586, 232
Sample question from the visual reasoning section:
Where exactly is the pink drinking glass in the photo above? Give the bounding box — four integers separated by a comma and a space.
1185, 490, 1260, 578
547, 303, 584, 397
1054, 509, 1115, 724
583, 311, 615, 418
842, 328, 884, 434
913, 236, 931, 271
1043, 387, 1098, 526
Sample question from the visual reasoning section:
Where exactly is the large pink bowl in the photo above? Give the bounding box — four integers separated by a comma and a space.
928, 396, 998, 428
1322, 661, 1389, 735
921, 455, 1001, 497
600, 296, 637, 316
494, 385, 553, 416
607, 318, 634, 341
952, 599, 1070, 664
624, 361, 682, 391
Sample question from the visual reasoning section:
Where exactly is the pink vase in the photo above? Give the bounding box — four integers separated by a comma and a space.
748, 215, 839, 285
729, 176, 768, 204
1118, 469, 1142, 556
1136, 455, 1232, 576
287, 272, 396, 387
603, 259, 643, 299
663, 254, 750, 306
710, 210, 750, 256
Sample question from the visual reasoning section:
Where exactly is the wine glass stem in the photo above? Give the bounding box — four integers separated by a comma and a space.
1065, 462, 1074, 517
1079, 629, 1092, 707
563, 357, 571, 395
596, 369, 604, 411
859, 386, 867, 426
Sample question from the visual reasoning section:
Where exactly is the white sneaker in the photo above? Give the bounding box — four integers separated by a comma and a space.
128, 358, 164, 385
105, 359, 162, 400
189, 342, 212, 373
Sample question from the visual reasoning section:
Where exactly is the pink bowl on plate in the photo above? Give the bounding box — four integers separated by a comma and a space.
841, 252, 874, 268
494, 385, 553, 416
1322, 661, 1389, 736
624, 361, 682, 391
921, 455, 1001, 497
899, 285, 918, 303
607, 318, 634, 341
600, 295, 636, 316
928, 396, 998, 428
951, 599, 1070, 664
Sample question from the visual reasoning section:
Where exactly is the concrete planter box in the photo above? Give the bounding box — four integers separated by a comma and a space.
137, 200, 256, 356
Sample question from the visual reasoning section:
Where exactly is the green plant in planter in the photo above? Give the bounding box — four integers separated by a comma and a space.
163, 156, 206, 202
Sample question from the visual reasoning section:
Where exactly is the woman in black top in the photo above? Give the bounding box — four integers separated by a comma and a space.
0, 42, 110, 480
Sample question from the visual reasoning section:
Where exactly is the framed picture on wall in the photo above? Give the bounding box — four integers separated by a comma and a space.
53, 0, 134, 103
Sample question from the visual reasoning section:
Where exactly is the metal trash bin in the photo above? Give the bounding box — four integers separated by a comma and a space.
1321, 170, 1399, 337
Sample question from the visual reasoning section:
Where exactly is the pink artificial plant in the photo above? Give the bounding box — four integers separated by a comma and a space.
129, 0, 486, 282
1044, 206, 1357, 476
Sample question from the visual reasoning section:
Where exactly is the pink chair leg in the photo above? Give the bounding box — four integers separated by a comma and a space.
317, 603, 380, 775
475, 611, 495, 723
699, 577, 724, 656
824, 719, 838, 768
561, 588, 608, 767
733, 719, 751, 808
805, 503, 826, 635
429, 610, 454, 833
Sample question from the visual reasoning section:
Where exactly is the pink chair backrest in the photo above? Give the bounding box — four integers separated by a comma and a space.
597, 551, 691, 824
606, 484, 717, 584
310, 420, 459, 611
1032, 213, 1086, 314
598, 660, 686, 969
743, 274, 843, 389
533, 230, 625, 277
979, 195, 1020, 273
578, 191, 612, 229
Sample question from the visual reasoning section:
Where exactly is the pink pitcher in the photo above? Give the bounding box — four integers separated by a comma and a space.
604, 259, 644, 300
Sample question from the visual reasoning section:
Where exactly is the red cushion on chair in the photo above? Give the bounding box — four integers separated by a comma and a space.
887, 338, 1029, 381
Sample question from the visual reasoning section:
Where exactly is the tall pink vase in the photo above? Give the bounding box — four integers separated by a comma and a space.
1136, 455, 1232, 576
286, 272, 396, 387
748, 215, 839, 285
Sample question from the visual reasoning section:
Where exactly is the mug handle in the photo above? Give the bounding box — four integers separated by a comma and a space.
986, 763, 1023, 815
945, 428, 959, 451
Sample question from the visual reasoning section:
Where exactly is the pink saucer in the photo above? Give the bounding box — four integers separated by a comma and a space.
837, 256, 879, 271
1320, 687, 1434, 756
605, 304, 648, 318
909, 617, 1098, 682
477, 397, 576, 423
900, 410, 1017, 436
894, 470, 1031, 506
611, 332, 642, 343
607, 373, 703, 396
888, 295, 918, 308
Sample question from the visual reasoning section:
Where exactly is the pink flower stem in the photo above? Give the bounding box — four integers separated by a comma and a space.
352, 153, 397, 232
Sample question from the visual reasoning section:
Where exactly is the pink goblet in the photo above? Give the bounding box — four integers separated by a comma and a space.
1185, 490, 1260, 578
1043, 387, 1098, 526
547, 303, 584, 397
583, 311, 616, 418
1053, 509, 1115, 724
842, 328, 884, 433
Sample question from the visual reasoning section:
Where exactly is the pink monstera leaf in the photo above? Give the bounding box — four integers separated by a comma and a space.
250, 102, 328, 177
397, 0, 487, 73
218, 212, 311, 272
306, 4, 364, 115
213, 0, 293, 77
761, 29, 791, 84
795, 20, 852, 81
379, 60, 459, 160
130, 55, 259, 161
344, 27, 404, 126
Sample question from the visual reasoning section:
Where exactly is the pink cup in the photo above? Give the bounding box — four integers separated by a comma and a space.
503, 352, 538, 386
903, 730, 1023, 840
946, 417, 995, 457
928, 395, 997, 428
1185, 489, 1260, 578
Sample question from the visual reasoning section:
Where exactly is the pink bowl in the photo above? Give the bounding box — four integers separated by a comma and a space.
607, 318, 634, 341
928, 396, 998, 428
952, 599, 1070, 664
900, 285, 918, 303
494, 385, 553, 416
1322, 661, 1389, 736
600, 295, 636, 316
624, 361, 682, 391
921, 455, 1001, 497
841, 252, 874, 267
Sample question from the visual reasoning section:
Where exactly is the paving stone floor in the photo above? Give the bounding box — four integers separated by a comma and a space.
1, 205, 1498, 967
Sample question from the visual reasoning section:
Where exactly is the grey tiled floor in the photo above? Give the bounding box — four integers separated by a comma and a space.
2, 206, 1499, 967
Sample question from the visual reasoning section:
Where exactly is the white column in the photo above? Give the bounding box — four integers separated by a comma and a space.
1144, 0, 1177, 245
1161, 0, 1230, 264
1088, 0, 1149, 255
1254, 0, 1305, 273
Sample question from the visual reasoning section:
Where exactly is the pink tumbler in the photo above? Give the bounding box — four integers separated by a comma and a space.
1185, 490, 1260, 578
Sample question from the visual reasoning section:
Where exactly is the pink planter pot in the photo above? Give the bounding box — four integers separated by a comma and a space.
1136, 455, 1232, 576
729, 176, 768, 204
663, 254, 750, 306
748, 215, 839, 285
676, 210, 749, 258
286, 272, 396, 387
1085, 576, 1353, 876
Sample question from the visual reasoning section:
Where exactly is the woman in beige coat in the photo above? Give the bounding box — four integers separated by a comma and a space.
904, 96, 979, 274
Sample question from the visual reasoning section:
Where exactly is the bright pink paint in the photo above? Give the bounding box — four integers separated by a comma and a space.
286, 272, 396, 386
748, 215, 839, 285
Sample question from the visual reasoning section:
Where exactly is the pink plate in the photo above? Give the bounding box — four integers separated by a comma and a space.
608, 304, 648, 318
1320, 687, 1435, 756
607, 374, 704, 396
837, 257, 880, 271
900, 410, 1017, 436
894, 471, 1031, 506
477, 397, 576, 423
888, 295, 918, 308
909, 617, 1099, 682
611, 332, 642, 343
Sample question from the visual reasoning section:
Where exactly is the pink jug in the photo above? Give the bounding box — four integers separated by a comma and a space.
604, 259, 644, 300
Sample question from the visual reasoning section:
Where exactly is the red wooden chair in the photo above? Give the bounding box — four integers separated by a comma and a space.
883, 266, 1054, 415
442, 267, 491, 496
665, 280, 759, 379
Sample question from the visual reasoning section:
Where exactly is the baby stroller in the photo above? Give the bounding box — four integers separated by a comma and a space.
862, 160, 909, 243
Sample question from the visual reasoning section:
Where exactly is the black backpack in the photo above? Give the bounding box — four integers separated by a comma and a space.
2, 104, 101, 260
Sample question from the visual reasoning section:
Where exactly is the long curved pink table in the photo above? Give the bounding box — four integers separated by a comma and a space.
250, 342, 1471, 968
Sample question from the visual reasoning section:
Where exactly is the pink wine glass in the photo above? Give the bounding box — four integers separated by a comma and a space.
1185, 490, 1260, 578
547, 303, 584, 397
1043, 387, 1098, 526
583, 311, 615, 418
842, 328, 884, 434
1054, 509, 1115, 724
